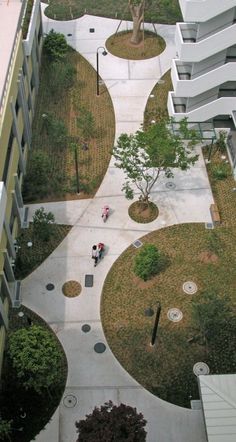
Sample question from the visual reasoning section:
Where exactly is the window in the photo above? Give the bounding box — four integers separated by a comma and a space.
15, 96, 20, 116
21, 133, 26, 152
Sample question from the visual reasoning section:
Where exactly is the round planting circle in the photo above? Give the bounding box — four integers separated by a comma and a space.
82, 324, 91, 333
165, 182, 176, 189
63, 394, 77, 408
193, 362, 210, 376
94, 342, 106, 353
46, 283, 55, 291
145, 308, 154, 317
62, 280, 82, 298
167, 308, 183, 322
128, 201, 159, 224
183, 281, 198, 295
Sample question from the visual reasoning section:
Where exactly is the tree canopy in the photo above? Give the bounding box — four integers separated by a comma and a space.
44, 29, 68, 60
8, 325, 62, 394
113, 119, 199, 203
75, 401, 147, 441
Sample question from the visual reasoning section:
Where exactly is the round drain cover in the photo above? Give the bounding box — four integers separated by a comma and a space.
165, 182, 176, 189
94, 342, 106, 353
63, 394, 77, 408
145, 308, 154, 317
167, 308, 183, 322
183, 281, 198, 294
46, 283, 55, 291
82, 324, 91, 333
193, 362, 210, 376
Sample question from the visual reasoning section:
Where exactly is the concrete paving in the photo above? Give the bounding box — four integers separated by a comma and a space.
23, 8, 212, 442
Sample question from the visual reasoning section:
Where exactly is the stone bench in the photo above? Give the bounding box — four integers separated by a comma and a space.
210, 203, 221, 226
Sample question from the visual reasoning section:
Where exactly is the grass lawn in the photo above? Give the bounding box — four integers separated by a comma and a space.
24, 48, 115, 203
106, 30, 166, 60
0, 306, 67, 442
101, 148, 236, 408
144, 69, 172, 126
43, 0, 182, 24
15, 222, 71, 279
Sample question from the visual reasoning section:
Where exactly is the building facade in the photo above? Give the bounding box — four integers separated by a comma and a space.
0, 0, 43, 375
168, 0, 236, 126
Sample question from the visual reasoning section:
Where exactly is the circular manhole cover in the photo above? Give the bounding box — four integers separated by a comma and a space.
46, 283, 55, 291
193, 362, 210, 376
62, 280, 82, 298
165, 182, 176, 189
183, 281, 198, 294
94, 342, 106, 353
63, 394, 77, 408
167, 308, 183, 322
145, 308, 154, 317
82, 324, 91, 333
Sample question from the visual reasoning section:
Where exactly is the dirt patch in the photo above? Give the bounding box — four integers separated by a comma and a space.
106, 30, 166, 60
199, 251, 218, 264
129, 201, 159, 223
133, 274, 157, 289
62, 280, 82, 297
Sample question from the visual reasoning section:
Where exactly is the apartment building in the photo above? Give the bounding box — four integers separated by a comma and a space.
168, 0, 236, 174
0, 0, 43, 375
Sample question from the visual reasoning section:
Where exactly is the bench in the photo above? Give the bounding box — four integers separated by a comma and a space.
210, 203, 221, 226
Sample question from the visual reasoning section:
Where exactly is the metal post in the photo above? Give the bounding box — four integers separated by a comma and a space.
150, 302, 161, 346
74, 147, 80, 194
96, 50, 99, 96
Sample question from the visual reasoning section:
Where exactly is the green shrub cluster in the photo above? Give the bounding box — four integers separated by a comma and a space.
134, 243, 164, 281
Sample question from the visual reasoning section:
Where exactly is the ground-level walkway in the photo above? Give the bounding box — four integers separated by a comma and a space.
22, 9, 212, 442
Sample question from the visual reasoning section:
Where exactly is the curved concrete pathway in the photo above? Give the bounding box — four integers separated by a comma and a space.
22, 9, 212, 442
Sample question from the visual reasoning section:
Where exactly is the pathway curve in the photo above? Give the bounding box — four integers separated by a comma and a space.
22, 9, 212, 442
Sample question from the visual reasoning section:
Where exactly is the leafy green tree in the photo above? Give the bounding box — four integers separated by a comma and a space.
192, 292, 232, 342
23, 150, 51, 201
77, 107, 96, 140
48, 61, 76, 96
33, 207, 55, 242
134, 243, 164, 281
0, 416, 12, 441
8, 325, 62, 395
113, 119, 199, 204
44, 29, 68, 60
42, 112, 68, 146
75, 401, 147, 441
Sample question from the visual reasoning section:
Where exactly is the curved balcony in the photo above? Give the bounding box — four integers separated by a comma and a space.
176, 22, 236, 62
171, 59, 236, 97
168, 92, 236, 122
179, 0, 236, 22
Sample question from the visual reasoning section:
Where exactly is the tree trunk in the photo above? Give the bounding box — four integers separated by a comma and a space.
129, 1, 145, 45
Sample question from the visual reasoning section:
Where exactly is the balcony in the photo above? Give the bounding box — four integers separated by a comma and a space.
171, 58, 236, 97
0, 182, 7, 236
176, 21, 236, 62
168, 91, 236, 122
179, 0, 236, 22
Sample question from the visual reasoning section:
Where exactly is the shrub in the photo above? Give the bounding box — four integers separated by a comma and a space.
77, 107, 96, 140
134, 244, 164, 281
33, 207, 55, 242
48, 60, 76, 96
42, 112, 68, 146
212, 164, 229, 180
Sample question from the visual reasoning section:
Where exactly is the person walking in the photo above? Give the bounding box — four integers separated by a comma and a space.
98, 242, 105, 260
91, 245, 99, 267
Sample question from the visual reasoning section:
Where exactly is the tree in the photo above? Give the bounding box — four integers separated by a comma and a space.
44, 29, 68, 60
75, 401, 147, 442
8, 325, 62, 395
191, 292, 232, 343
0, 416, 12, 441
33, 207, 55, 241
113, 119, 199, 204
129, 0, 145, 45
23, 150, 51, 201
42, 112, 68, 147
